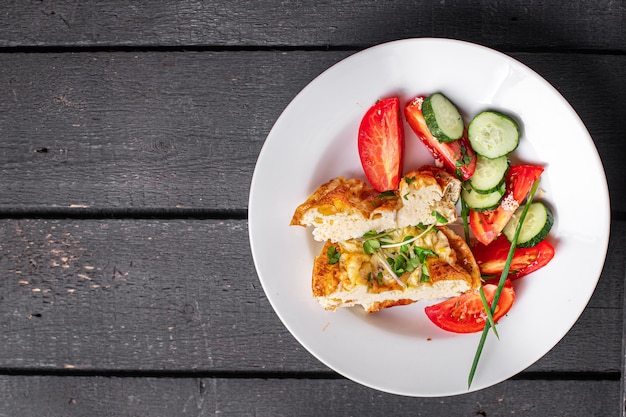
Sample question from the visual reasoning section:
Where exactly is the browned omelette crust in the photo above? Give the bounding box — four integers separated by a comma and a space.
437, 226, 482, 290
290, 165, 456, 227
312, 241, 413, 312
290, 176, 400, 227
417, 165, 461, 203
312, 226, 481, 313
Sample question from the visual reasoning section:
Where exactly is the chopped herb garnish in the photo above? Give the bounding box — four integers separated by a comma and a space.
414, 246, 436, 263
455, 142, 473, 168
404, 176, 416, 185
378, 190, 396, 199
420, 264, 430, 282
480, 274, 499, 281
373, 191, 397, 206
327, 245, 340, 265
432, 210, 449, 224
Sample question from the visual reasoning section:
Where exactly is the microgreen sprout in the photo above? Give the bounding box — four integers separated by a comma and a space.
373, 251, 404, 287
359, 213, 446, 288
432, 210, 449, 224
379, 225, 434, 249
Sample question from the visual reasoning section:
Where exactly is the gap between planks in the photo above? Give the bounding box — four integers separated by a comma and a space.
0, 208, 248, 221
0, 368, 618, 382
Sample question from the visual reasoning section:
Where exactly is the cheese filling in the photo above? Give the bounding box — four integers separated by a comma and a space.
314, 226, 475, 312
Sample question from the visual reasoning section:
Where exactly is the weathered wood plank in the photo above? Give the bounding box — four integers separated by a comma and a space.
0, 375, 618, 417
0, 50, 343, 211
0, 0, 625, 51
622, 220, 626, 417
0, 219, 622, 374
0, 51, 624, 212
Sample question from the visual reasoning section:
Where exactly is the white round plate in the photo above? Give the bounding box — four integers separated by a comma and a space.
248, 38, 610, 397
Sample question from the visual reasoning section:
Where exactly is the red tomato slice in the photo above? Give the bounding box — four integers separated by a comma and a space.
425, 281, 515, 333
404, 96, 476, 180
358, 97, 404, 192
473, 234, 555, 282
469, 164, 544, 246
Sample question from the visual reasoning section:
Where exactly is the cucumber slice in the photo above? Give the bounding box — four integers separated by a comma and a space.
469, 155, 509, 194
468, 111, 520, 158
503, 202, 554, 248
422, 93, 464, 143
461, 182, 506, 212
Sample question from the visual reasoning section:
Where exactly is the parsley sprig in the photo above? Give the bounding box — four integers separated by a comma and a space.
327, 245, 340, 264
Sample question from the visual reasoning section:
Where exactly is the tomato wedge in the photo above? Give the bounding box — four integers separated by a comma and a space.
357, 97, 404, 192
469, 164, 544, 246
425, 281, 515, 333
404, 95, 476, 180
473, 234, 555, 282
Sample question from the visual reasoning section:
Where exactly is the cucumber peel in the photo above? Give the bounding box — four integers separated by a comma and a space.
469, 155, 509, 194
503, 202, 554, 248
423, 93, 464, 143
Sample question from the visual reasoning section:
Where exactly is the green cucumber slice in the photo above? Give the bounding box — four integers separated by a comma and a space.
503, 202, 554, 248
469, 155, 509, 194
461, 182, 506, 212
422, 93, 464, 143
468, 111, 520, 158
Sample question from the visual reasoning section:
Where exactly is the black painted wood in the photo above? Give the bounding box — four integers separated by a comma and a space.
0, 0, 624, 414
0, 219, 622, 375
0, 1, 625, 51
0, 376, 619, 417
0, 51, 624, 213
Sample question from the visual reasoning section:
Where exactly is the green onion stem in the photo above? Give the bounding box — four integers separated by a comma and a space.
479, 286, 499, 340
492, 180, 540, 308
467, 179, 540, 389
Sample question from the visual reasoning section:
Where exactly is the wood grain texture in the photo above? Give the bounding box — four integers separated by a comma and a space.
0, 0, 625, 51
0, 51, 624, 212
0, 375, 618, 417
0, 219, 622, 374
0, 1, 623, 414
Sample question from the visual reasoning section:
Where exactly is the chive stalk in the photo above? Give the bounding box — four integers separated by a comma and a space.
479, 286, 499, 340
467, 179, 540, 389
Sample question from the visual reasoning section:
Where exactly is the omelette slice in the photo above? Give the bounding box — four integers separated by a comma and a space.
291, 166, 461, 243
313, 225, 481, 312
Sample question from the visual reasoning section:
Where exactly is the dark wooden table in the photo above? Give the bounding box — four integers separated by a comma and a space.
0, 1, 624, 415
